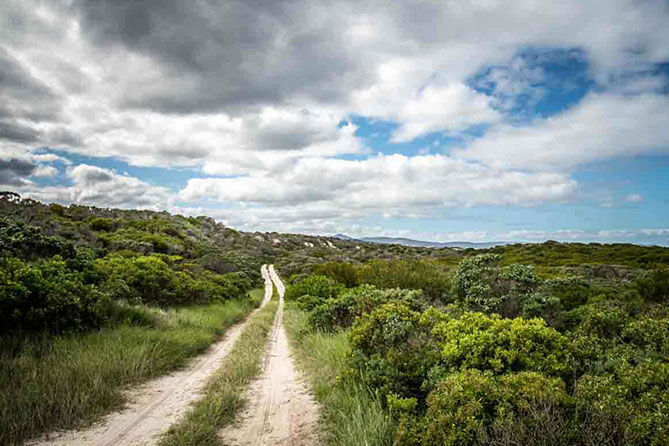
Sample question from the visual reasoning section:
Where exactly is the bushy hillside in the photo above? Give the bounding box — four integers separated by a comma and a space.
285, 250, 669, 446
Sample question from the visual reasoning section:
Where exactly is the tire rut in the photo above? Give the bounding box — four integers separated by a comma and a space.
28, 265, 275, 446
219, 266, 318, 446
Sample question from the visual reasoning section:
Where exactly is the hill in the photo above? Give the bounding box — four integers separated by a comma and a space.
334, 234, 508, 249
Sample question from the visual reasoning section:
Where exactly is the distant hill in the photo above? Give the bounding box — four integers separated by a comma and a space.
333, 234, 508, 249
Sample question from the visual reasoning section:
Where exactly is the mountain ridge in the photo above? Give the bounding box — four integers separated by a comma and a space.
333, 234, 508, 249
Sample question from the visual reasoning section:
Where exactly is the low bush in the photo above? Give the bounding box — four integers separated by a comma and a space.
349, 302, 446, 401
0, 257, 110, 333
413, 370, 573, 446
636, 268, 669, 303
284, 274, 344, 309
431, 312, 572, 378
314, 261, 359, 287
574, 361, 669, 446
309, 285, 424, 332
358, 259, 453, 302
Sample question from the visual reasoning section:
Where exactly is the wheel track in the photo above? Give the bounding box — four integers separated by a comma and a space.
29, 265, 275, 446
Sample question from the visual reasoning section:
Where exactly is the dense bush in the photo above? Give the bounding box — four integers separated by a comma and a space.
88, 217, 114, 232
0, 218, 73, 260
0, 257, 110, 333
574, 361, 669, 446
309, 284, 425, 332
94, 254, 251, 306
411, 370, 573, 446
284, 274, 344, 310
313, 261, 359, 287
431, 312, 571, 378
636, 268, 669, 303
456, 255, 541, 316
358, 259, 453, 302
349, 302, 445, 401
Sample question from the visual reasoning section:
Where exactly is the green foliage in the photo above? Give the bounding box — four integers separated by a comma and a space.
284, 274, 344, 309
89, 217, 114, 232
314, 261, 359, 287
636, 268, 669, 303
432, 312, 571, 377
0, 217, 73, 260
349, 302, 446, 400
574, 361, 669, 446
415, 370, 573, 446
94, 254, 251, 307
487, 240, 669, 269
309, 284, 424, 332
0, 257, 110, 333
358, 259, 453, 302
456, 255, 540, 315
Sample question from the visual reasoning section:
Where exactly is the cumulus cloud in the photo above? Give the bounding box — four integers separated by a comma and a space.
181, 153, 576, 210
0, 158, 36, 186
0, 0, 668, 237
456, 93, 669, 170
26, 164, 170, 209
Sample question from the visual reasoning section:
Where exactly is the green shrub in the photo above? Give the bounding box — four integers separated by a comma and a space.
0, 217, 73, 260
0, 257, 110, 333
349, 302, 446, 400
284, 274, 344, 308
358, 259, 453, 302
308, 285, 424, 332
314, 261, 359, 287
89, 217, 113, 232
416, 370, 573, 446
431, 312, 572, 378
636, 268, 669, 303
540, 276, 592, 311
621, 317, 669, 356
574, 361, 669, 446
94, 254, 251, 306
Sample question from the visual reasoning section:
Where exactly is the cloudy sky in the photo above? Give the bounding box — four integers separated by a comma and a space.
1, 0, 669, 244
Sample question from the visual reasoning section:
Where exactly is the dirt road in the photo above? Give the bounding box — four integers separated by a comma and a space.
29, 265, 275, 446
220, 265, 318, 446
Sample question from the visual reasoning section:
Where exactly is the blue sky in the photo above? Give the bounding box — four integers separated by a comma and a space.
1, 0, 669, 244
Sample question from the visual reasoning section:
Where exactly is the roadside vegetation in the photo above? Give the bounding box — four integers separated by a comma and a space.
0, 298, 257, 445
159, 299, 279, 446
3, 192, 669, 446
285, 254, 669, 446
284, 306, 396, 446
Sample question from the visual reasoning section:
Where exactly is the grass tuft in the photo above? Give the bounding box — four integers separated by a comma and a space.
283, 305, 397, 446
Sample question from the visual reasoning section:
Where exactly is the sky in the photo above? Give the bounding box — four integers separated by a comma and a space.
1, 0, 669, 245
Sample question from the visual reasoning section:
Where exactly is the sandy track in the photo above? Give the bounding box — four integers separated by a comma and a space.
29, 265, 274, 446
220, 266, 318, 446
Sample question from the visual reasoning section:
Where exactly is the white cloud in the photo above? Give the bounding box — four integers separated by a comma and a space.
181, 153, 576, 210
456, 93, 669, 170
1, 0, 668, 237
26, 164, 170, 209
31, 165, 58, 178
624, 194, 643, 203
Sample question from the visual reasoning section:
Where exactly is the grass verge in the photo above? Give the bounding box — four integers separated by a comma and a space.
283, 305, 397, 446
0, 295, 260, 446
159, 298, 279, 446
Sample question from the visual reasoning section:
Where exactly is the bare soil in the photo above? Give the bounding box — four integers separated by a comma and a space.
219, 266, 319, 446
28, 266, 274, 446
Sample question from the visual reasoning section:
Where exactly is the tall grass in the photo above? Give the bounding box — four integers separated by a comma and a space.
159, 299, 279, 446
283, 306, 397, 446
0, 297, 258, 446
